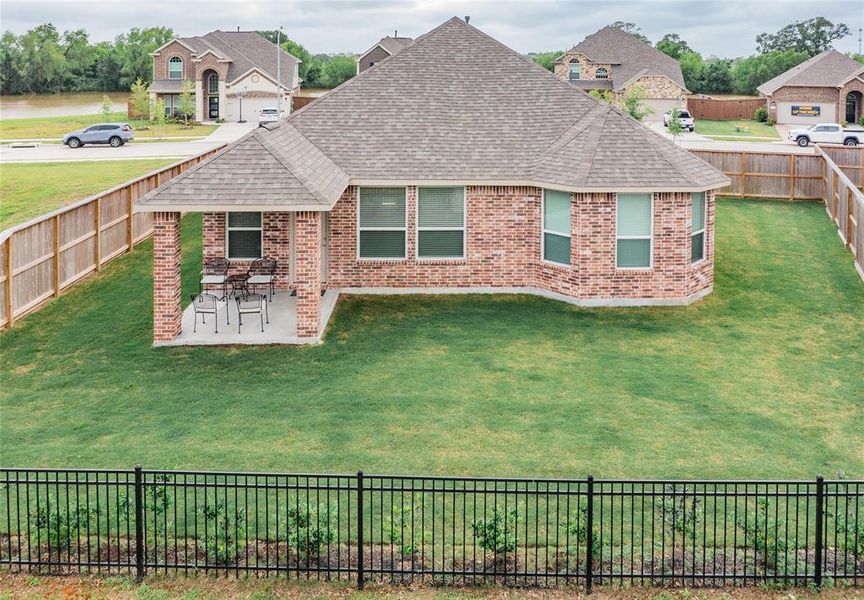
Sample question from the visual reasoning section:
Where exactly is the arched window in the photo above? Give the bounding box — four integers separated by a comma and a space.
567, 61, 580, 81
168, 57, 183, 80
208, 73, 219, 94
595, 67, 608, 80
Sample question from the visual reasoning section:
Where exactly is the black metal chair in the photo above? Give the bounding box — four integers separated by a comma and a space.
247, 257, 277, 301
190, 293, 222, 333
200, 257, 229, 300
235, 293, 269, 333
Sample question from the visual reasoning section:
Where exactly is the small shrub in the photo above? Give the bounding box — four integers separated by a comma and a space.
754, 105, 768, 122
385, 502, 426, 557
767, 117, 776, 126
29, 500, 99, 548
859, 115, 864, 127
472, 506, 517, 554
656, 484, 703, 541
567, 497, 601, 560
287, 506, 334, 562
736, 498, 788, 569
201, 499, 246, 565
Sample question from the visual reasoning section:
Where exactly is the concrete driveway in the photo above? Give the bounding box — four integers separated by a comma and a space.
0, 121, 257, 163
645, 120, 816, 155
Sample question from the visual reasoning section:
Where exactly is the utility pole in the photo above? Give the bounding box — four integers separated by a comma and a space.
276, 26, 283, 119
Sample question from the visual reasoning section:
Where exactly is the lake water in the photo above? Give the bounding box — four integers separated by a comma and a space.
0, 92, 129, 119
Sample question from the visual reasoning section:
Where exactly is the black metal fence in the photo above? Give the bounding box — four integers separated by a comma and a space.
1, 468, 861, 591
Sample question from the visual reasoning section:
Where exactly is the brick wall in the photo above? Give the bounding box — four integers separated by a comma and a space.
294, 211, 321, 338
553, 53, 612, 81
203, 212, 291, 286
631, 75, 686, 100
153, 212, 182, 342
767, 86, 840, 120
153, 41, 195, 81
359, 46, 392, 72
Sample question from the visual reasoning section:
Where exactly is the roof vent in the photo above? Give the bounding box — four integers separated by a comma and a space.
464, 16, 470, 24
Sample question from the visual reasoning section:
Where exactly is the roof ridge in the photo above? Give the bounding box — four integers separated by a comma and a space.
629, 117, 694, 182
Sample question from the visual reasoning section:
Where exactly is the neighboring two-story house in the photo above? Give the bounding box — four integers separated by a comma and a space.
149, 30, 301, 122
356, 33, 413, 73
554, 27, 688, 119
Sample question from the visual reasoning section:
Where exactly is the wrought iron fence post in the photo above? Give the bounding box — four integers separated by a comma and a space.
585, 475, 594, 595
814, 475, 824, 588
357, 470, 364, 590
134, 465, 144, 581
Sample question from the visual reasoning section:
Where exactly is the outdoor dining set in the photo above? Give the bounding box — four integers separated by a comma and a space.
191, 257, 277, 334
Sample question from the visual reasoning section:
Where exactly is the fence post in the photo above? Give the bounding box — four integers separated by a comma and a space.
134, 465, 145, 581
5, 235, 14, 329
357, 469, 364, 590
585, 475, 594, 595
814, 474, 824, 588
126, 186, 135, 253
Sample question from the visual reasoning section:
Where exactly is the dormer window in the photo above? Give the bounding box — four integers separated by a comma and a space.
568, 62, 580, 81
595, 67, 608, 80
168, 56, 183, 80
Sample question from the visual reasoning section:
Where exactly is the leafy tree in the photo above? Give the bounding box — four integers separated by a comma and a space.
850, 52, 864, 65
177, 79, 195, 126
115, 26, 173, 87
756, 17, 850, 57
61, 28, 93, 90
621, 84, 653, 121
91, 41, 123, 91
730, 50, 808, 95
679, 51, 704, 92
588, 89, 615, 104
699, 58, 734, 94
0, 31, 24, 94
101, 94, 113, 120
257, 30, 313, 82
528, 51, 562, 72
317, 54, 356, 89
656, 33, 692, 60
130, 78, 151, 126
152, 98, 167, 138
667, 108, 684, 143
17, 23, 66, 93
607, 21, 650, 45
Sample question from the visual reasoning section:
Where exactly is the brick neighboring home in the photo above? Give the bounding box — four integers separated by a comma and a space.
553, 26, 688, 119
757, 50, 864, 125
149, 30, 301, 122
356, 33, 413, 73
138, 17, 728, 345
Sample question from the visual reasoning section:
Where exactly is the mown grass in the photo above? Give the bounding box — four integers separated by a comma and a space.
695, 120, 779, 140
0, 112, 217, 140
0, 199, 862, 479
0, 160, 174, 229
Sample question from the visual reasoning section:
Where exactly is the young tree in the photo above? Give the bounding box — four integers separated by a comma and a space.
177, 79, 195, 127
101, 94, 113, 120
607, 21, 650, 45
667, 108, 684, 144
152, 98, 167, 138
129, 78, 151, 127
756, 17, 850, 56
621, 84, 653, 122
656, 34, 692, 60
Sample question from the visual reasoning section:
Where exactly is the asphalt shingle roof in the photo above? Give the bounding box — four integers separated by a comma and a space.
177, 31, 300, 86
757, 50, 864, 95
375, 36, 414, 55
138, 17, 727, 211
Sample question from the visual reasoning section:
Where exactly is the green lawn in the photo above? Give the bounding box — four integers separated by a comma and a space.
1, 199, 862, 478
695, 119, 780, 140
0, 112, 218, 140
0, 160, 175, 230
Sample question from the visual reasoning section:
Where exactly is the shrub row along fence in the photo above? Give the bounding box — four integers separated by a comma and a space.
686, 98, 765, 121
692, 147, 864, 281
0, 468, 861, 591
0, 146, 225, 331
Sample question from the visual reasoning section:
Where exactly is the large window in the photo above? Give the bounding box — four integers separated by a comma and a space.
417, 187, 465, 259
691, 192, 706, 263
208, 73, 219, 93
616, 193, 653, 268
168, 56, 183, 80
226, 212, 262, 259
358, 187, 406, 259
568, 62, 580, 81
595, 67, 608, 79
542, 189, 571, 265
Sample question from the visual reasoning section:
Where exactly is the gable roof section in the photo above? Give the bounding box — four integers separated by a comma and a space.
558, 27, 687, 91
757, 50, 864, 95
138, 17, 727, 212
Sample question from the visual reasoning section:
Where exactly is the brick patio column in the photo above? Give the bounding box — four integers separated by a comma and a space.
294, 211, 321, 338
153, 212, 182, 343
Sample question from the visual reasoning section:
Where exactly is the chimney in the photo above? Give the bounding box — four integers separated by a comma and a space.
236, 26, 240, 32
394, 30, 398, 38
465, 16, 470, 24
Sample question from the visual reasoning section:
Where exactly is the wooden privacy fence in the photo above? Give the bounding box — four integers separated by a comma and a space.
0, 147, 224, 329
686, 97, 765, 120
819, 147, 864, 281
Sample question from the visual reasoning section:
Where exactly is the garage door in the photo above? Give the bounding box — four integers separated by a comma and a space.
224, 98, 277, 122
775, 101, 836, 125
643, 99, 685, 122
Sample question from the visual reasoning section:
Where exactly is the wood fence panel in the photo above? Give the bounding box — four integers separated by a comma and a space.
690, 150, 823, 200
818, 146, 864, 281
687, 98, 765, 120
822, 146, 863, 188
292, 96, 317, 111
0, 146, 224, 329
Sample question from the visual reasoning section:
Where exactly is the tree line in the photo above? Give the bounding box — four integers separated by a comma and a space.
531, 17, 863, 96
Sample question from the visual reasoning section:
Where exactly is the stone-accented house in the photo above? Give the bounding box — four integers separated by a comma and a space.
137, 17, 728, 345
757, 50, 864, 125
149, 30, 301, 122
357, 33, 413, 73
553, 26, 688, 118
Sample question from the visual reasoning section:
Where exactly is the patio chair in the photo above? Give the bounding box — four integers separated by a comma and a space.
247, 258, 277, 301
190, 293, 223, 333
200, 257, 229, 300
235, 293, 269, 334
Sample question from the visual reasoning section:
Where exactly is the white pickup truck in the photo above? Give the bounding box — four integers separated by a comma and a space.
788, 123, 863, 147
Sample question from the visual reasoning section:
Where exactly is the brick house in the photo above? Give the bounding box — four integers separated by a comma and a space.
356, 33, 413, 73
553, 27, 688, 119
757, 50, 864, 125
138, 17, 728, 345
149, 30, 301, 122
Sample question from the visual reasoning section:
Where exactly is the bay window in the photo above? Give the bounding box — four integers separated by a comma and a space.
616, 193, 653, 268
691, 192, 706, 263
542, 189, 571, 265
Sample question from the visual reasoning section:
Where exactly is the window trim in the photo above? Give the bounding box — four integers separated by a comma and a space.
356, 187, 408, 261
615, 192, 654, 270
168, 56, 183, 80
541, 189, 572, 266
225, 211, 263, 261
691, 192, 707, 265
416, 186, 467, 261
595, 67, 609, 80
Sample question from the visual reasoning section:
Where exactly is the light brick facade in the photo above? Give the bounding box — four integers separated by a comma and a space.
153, 212, 183, 342
293, 211, 321, 338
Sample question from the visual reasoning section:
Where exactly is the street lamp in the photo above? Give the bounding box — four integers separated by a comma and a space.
237, 87, 248, 123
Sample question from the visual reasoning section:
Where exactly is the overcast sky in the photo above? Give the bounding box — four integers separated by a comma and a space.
2, 0, 862, 57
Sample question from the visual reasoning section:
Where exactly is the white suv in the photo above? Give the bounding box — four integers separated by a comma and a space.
258, 108, 280, 126
663, 109, 695, 132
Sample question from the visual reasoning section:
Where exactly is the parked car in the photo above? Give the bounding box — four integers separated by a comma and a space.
62, 123, 133, 148
663, 109, 695, 131
788, 123, 863, 147
258, 108, 280, 126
